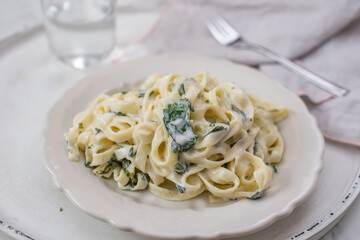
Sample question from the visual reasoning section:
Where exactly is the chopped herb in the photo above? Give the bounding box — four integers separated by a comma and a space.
211, 125, 227, 132
121, 159, 131, 170
138, 89, 147, 98
176, 184, 186, 193
174, 157, 189, 175
139, 172, 150, 183
209, 121, 229, 127
221, 162, 229, 168
78, 122, 83, 128
125, 169, 150, 188
87, 145, 93, 149
111, 110, 126, 116
253, 140, 259, 156
229, 198, 238, 201
163, 98, 197, 152
129, 147, 135, 158
204, 125, 228, 137
244, 176, 249, 180
149, 91, 154, 97
231, 86, 235, 89
230, 136, 243, 147
247, 190, 266, 200
232, 105, 247, 124
84, 161, 95, 168
121, 91, 128, 94
125, 173, 137, 188
247, 129, 250, 133
96, 158, 119, 174
205, 100, 209, 103
178, 83, 185, 96
265, 162, 278, 173
94, 128, 101, 135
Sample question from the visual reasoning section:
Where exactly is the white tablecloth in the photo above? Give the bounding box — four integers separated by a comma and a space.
0, 1, 359, 239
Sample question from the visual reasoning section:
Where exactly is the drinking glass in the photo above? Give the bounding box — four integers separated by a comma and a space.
41, 0, 116, 69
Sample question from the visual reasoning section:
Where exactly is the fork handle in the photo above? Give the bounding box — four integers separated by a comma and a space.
243, 43, 349, 97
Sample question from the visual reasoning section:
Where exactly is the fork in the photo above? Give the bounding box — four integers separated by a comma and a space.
205, 13, 349, 97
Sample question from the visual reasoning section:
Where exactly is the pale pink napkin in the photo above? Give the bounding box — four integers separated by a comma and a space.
124, 0, 360, 146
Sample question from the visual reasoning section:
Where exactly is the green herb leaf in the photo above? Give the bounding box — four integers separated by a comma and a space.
121, 159, 131, 170
78, 122, 83, 128
163, 99, 197, 153
125, 172, 137, 188
178, 83, 185, 96
138, 89, 147, 98
210, 125, 226, 133
94, 128, 101, 135
139, 172, 150, 183
265, 162, 278, 173
205, 100, 209, 103
124, 169, 150, 188
204, 125, 228, 137
253, 139, 259, 156
96, 157, 119, 174
111, 111, 126, 116
84, 161, 95, 168
176, 184, 186, 193
174, 157, 189, 175
247, 189, 266, 200
232, 105, 247, 124
128, 147, 136, 158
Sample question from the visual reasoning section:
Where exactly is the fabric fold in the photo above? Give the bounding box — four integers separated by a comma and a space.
123, 0, 360, 145
139, 0, 360, 65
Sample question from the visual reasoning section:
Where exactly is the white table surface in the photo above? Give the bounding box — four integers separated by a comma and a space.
0, 1, 359, 239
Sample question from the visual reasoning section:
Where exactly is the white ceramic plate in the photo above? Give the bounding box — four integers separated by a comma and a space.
42, 54, 324, 239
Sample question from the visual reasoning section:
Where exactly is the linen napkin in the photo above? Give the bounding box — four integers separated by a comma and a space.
124, 0, 360, 145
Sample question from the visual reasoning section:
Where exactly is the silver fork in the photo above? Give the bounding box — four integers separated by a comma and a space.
205, 13, 349, 97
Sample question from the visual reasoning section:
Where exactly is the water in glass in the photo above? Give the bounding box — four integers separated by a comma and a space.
43, 0, 116, 69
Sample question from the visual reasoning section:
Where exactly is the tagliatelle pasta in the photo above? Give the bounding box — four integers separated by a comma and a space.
65, 72, 288, 202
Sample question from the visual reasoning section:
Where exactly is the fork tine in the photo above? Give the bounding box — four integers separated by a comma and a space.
205, 17, 228, 44
212, 12, 240, 38
205, 12, 241, 45
206, 16, 225, 35
207, 15, 229, 37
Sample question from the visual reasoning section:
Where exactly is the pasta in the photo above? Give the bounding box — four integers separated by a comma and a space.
65, 72, 288, 202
